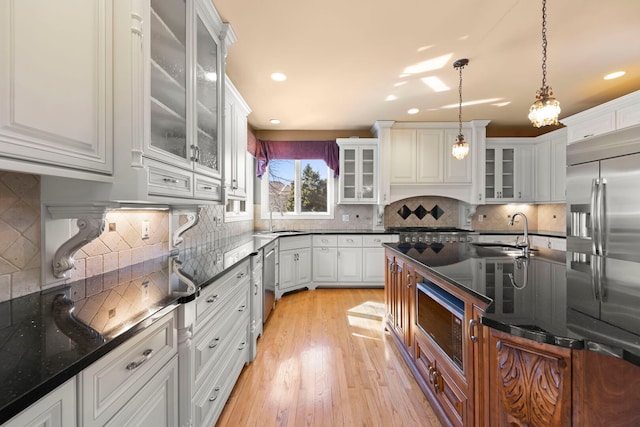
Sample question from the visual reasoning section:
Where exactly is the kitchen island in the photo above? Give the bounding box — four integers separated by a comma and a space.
384, 241, 640, 427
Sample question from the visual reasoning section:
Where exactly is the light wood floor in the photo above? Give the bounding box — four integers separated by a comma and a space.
216, 288, 442, 427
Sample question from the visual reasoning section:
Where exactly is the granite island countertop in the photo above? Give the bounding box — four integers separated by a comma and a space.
384, 241, 640, 367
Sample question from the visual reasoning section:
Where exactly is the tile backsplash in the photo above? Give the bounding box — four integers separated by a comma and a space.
384, 196, 460, 228
0, 172, 41, 301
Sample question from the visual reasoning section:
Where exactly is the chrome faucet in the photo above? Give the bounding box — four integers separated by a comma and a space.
269, 205, 283, 232
508, 212, 530, 256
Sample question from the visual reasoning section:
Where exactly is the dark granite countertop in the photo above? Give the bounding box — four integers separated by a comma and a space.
384, 241, 640, 367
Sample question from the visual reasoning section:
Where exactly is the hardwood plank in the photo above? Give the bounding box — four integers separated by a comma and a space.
217, 288, 442, 427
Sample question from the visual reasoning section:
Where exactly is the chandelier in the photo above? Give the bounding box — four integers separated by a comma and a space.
528, 0, 561, 127
452, 58, 469, 160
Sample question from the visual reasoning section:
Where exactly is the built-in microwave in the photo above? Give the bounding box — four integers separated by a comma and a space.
416, 279, 464, 371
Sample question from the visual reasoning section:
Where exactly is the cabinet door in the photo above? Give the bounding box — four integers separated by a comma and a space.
515, 145, 534, 201
193, 7, 222, 178
444, 129, 472, 183
485, 147, 498, 199
105, 356, 178, 427
550, 137, 566, 201
278, 250, 296, 290
362, 247, 385, 283
312, 247, 338, 282
338, 247, 363, 282
416, 129, 444, 182
3, 378, 75, 427
359, 146, 377, 202
296, 248, 312, 285
535, 140, 552, 202
499, 148, 515, 199
148, 0, 190, 168
390, 129, 417, 183
340, 146, 358, 201
0, 0, 112, 175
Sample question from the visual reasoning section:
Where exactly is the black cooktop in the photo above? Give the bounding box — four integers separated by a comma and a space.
388, 227, 471, 233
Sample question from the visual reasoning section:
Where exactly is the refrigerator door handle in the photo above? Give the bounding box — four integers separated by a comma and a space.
597, 178, 607, 256
590, 178, 599, 255
590, 255, 600, 302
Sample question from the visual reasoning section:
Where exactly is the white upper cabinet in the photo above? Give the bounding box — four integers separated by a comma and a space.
563, 90, 640, 144
485, 139, 535, 203
337, 138, 378, 204
534, 128, 567, 203
224, 78, 251, 200
385, 121, 489, 205
0, 0, 113, 179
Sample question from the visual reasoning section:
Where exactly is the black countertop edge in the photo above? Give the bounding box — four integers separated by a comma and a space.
0, 302, 180, 425
480, 316, 584, 350
383, 244, 493, 306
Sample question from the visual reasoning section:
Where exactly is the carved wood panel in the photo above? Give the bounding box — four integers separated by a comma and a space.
489, 330, 571, 427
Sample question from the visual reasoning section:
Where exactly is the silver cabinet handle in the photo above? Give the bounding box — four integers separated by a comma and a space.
347, 238, 354, 243
126, 349, 153, 370
237, 272, 246, 279
518, 191, 521, 199
468, 319, 478, 343
190, 144, 198, 162
479, 193, 482, 200
238, 340, 247, 350
209, 386, 221, 402
238, 304, 247, 312
374, 239, 381, 243
203, 186, 213, 190
583, 133, 594, 139
163, 177, 179, 184
209, 337, 221, 349
206, 294, 219, 303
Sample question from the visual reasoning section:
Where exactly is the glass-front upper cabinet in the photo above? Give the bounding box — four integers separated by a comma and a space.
337, 139, 379, 204
149, 0, 189, 165
194, 11, 221, 177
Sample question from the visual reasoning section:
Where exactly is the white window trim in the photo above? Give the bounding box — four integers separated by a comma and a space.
260, 161, 335, 220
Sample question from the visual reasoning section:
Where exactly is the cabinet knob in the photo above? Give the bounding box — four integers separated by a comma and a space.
206, 294, 219, 303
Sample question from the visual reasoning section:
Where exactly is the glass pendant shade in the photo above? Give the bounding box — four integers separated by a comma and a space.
528, 91, 560, 127
451, 134, 469, 160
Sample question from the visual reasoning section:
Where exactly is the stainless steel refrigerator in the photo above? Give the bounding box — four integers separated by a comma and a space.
566, 125, 640, 347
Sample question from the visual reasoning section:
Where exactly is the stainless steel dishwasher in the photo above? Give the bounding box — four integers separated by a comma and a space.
263, 241, 277, 322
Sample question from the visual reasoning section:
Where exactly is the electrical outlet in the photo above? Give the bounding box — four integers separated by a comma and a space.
141, 220, 150, 240
478, 214, 484, 222
342, 214, 350, 222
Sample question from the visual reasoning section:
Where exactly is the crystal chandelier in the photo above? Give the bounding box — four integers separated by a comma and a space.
528, 0, 561, 127
452, 58, 469, 160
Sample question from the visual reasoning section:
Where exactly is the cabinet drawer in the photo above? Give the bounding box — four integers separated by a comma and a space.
312, 235, 338, 247
279, 235, 311, 251
196, 260, 250, 330
338, 235, 363, 247
80, 310, 177, 426
193, 322, 250, 427
194, 175, 222, 201
145, 158, 193, 198
193, 287, 250, 391
362, 234, 399, 247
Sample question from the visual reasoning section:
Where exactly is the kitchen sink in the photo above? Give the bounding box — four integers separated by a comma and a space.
471, 243, 537, 256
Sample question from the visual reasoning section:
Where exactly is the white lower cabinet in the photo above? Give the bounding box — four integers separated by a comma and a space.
3, 378, 76, 427
277, 235, 313, 299
79, 310, 178, 426
178, 258, 252, 427
337, 235, 364, 282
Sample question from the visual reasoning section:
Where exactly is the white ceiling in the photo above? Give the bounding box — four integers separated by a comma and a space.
213, 0, 640, 134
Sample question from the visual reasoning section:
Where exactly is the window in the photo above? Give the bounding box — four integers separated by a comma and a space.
261, 159, 334, 219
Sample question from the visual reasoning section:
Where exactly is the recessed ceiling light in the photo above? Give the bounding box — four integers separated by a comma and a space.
269, 119, 281, 124
421, 76, 450, 92
408, 108, 419, 115
270, 72, 287, 82
604, 71, 625, 80
385, 95, 398, 101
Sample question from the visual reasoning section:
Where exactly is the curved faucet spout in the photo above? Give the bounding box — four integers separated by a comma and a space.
508, 212, 530, 256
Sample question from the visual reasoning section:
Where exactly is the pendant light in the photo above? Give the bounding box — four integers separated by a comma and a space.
452, 58, 469, 160
528, 0, 561, 127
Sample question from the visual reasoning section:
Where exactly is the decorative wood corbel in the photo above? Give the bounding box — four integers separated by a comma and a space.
47, 205, 115, 279
171, 206, 200, 247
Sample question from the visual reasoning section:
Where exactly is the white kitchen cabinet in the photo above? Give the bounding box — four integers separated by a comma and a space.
312, 235, 338, 282
250, 249, 263, 359
79, 310, 177, 426
534, 128, 567, 203
336, 138, 379, 204
277, 235, 313, 299
104, 356, 178, 427
530, 235, 566, 251
485, 140, 535, 203
362, 235, 398, 284
224, 78, 251, 201
0, 0, 112, 179
3, 378, 75, 427
337, 235, 363, 282
564, 90, 640, 144
178, 258, 251, 427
